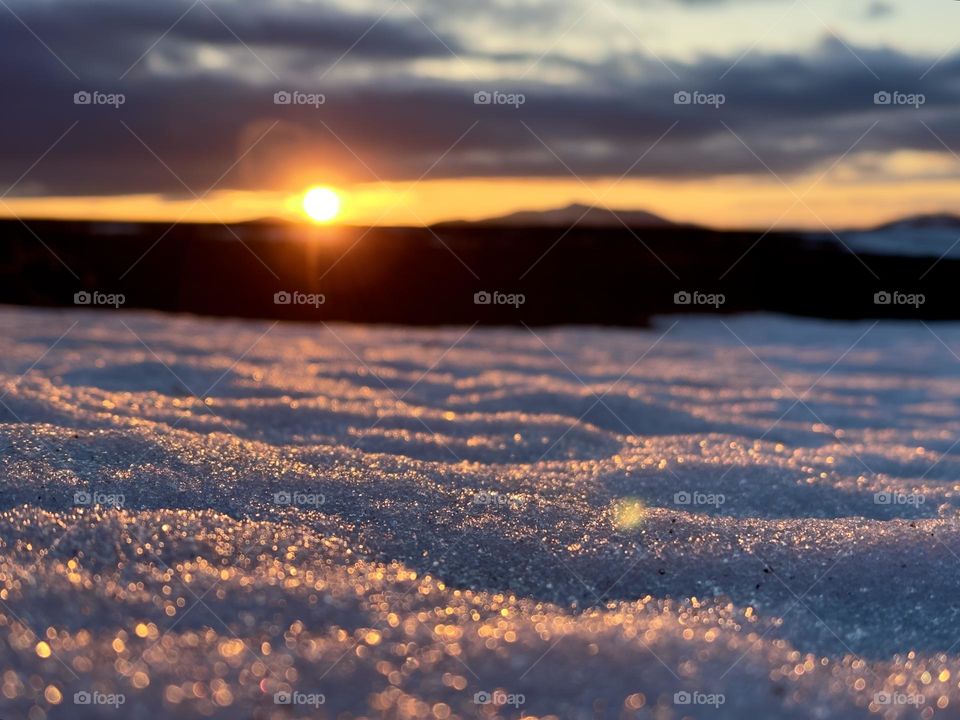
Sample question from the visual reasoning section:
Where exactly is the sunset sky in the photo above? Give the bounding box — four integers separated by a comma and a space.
2, 0, 959, 229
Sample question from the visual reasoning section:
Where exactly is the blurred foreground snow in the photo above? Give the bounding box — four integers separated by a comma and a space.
0, 308, 959, 718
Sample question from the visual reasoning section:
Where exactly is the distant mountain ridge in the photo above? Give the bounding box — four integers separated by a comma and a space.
454, 208, 960, 234
837, 213, 960, 260
872, 213, 960, 231
446, 203, 687, 229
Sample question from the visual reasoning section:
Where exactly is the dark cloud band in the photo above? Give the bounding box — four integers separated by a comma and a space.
0, 1, 953, 196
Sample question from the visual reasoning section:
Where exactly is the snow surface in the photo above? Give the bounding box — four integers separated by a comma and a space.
1, 307, 960, 718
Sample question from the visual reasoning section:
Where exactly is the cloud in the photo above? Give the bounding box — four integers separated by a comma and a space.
0, 1, 956, 196
865, 1, 895, 20
6, 0, 465, 69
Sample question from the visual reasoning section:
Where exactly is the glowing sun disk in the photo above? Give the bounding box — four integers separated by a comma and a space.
303, 186, 341, 223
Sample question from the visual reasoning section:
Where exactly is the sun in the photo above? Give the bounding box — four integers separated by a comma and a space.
303, 186, 342, 223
